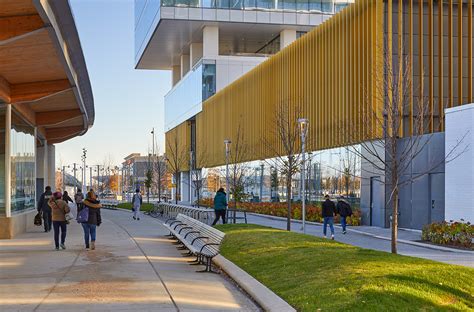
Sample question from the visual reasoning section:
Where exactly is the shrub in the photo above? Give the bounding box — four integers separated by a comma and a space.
117, 202, 155, 213
422, 220, 474, 249
198, 198, 362, 226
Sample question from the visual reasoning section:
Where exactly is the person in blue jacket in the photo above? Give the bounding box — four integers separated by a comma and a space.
212, 188, 228, 225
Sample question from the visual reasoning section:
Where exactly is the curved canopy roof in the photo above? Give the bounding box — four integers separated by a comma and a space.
0, 0, 94, 144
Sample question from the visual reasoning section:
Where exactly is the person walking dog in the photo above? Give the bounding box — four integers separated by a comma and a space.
48, 191, 70, 250
212, 188, 228, 225
78, 191, 102, 250
38, 186, 53, 232
336, 196, 352, 234
322, 194, 336, 240
131, 189, 142, 220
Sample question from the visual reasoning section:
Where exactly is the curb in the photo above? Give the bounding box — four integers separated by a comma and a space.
248, 213, 474, 254
213, 255, 296, 312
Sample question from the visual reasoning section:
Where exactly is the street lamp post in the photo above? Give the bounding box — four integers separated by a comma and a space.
81, 148, 87, 192
298, 118, 309, 234
224, 139, 231, 204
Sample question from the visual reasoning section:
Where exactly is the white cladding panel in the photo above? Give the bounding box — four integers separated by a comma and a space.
445, 103, 474, 223
215, 56, 266, 92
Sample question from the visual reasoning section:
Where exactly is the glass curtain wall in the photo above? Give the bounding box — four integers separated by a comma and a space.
10, 111, 35, 214
0, 108, 5, 215
163, 0, 337, 13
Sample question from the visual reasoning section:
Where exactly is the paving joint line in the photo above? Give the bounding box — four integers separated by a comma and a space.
108, 218, 180, 312
32, 248, 83, 311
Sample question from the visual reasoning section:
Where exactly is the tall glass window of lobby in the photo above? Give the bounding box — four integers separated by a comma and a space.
10, 111, 35, 214
0, 108, 5, 215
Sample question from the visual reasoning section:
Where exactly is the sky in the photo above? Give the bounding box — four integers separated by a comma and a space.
55, 0, 169, 168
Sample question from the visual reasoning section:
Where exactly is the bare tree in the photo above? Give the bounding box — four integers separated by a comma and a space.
228, 122, 252, 214
262, 99, 304, 231
343, 55, 467, 254
165, 132, 188, 204
341, 149, 358, 196
190, 147, 208, 208
153, 155, 167, 202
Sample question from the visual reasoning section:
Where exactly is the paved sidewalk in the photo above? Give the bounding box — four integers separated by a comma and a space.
0, 209, 260, 312
245, 214, 474, 268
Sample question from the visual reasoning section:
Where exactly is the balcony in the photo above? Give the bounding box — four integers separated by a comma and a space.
135, 0, 351, 66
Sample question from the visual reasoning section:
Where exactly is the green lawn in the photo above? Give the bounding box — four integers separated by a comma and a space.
116, 202, 155, 212
215, 224, 474, 312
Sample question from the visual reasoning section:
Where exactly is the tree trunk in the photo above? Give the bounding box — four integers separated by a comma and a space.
158, 174, 161, 203
391, 188, 398, 254
175, 173, 179, 204
286, 176, 292, 231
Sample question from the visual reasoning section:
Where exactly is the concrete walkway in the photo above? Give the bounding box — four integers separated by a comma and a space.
0, 209, 260, 312
245, 214, 474, 268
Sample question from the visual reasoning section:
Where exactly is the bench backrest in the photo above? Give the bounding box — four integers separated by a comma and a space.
177, 213, 225, 245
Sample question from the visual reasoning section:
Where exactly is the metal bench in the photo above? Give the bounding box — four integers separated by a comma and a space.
164, 213, 225, 272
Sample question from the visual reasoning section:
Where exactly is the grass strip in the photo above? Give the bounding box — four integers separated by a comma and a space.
216, 224, 474, 311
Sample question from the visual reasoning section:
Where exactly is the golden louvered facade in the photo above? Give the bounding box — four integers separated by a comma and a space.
165, 121, 191, 172
166, 0, 474, 169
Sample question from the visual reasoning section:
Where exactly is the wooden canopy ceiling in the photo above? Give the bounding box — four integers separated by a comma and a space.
0, 0, 89, 144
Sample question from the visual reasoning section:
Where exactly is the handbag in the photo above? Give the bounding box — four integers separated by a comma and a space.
77, 206, 89, 223
34, 212, 42, 226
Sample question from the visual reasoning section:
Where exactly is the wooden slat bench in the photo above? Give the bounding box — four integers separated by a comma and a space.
164, 213, 225, 272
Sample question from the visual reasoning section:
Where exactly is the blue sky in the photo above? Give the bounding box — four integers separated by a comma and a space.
56, 0, 169, 168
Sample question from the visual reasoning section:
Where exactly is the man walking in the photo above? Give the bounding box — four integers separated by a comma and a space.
322, 194, 336, 239
336, 196, 352, 234
38, 186, 53, 232
132, 189, 142, 220
212, 188, 228, 225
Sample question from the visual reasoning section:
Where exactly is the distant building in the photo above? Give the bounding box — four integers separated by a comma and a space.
122, 153, 169, 199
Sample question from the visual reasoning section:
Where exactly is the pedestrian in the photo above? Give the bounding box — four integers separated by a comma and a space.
74, 188, 84, 210
78, 190, 102, 250
336, 196, 352, 234
48, 191, 70, 250
62, 191, 73, 203
212, 188, 227, 225
322, 194, 336, 239
37, 186, 53, 232
131, 188, 142, 220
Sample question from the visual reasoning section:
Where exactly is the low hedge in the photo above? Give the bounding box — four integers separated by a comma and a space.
116, 202, 155, 213
422, 220, 474, 249
198, 198, 362, 225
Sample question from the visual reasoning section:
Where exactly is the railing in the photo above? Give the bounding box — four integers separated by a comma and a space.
161, 0, 337, 14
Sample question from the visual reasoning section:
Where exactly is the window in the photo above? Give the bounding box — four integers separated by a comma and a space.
10, 111, 35, 214
202, 63, 216, 100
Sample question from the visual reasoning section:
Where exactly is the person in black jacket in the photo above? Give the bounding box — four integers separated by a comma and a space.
38, 186, 53, 232
336, 196, 352, 234
322, 194, 336, 239
62, 191, 73, 204
78, 190, 102, 250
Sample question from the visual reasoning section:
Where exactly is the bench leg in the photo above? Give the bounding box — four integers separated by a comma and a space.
189, 255, 201, 265
196, 257, 218, 273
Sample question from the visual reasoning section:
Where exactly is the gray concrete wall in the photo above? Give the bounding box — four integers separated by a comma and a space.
360, 141, 386, 227
360, 133, 446, 229
397, 133, 445, 229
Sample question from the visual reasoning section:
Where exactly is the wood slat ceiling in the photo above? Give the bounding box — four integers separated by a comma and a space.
0, 29, 66, 84
0, 0, 37, 17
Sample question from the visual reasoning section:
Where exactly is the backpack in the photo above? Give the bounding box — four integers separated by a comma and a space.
343, 201, 352, 216
77, 206, 89, 223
